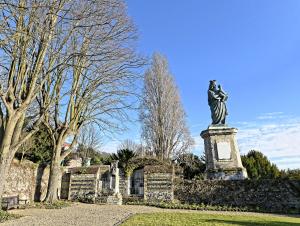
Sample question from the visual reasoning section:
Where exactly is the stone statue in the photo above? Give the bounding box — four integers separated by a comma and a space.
111, 160, 119, 175
208, 80, 228, 125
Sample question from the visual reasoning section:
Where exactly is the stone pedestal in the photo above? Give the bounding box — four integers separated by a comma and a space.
200, 126, 248, 180
107, 160, 122, 205
114, 167, 120, 194
107, 193, 122, 205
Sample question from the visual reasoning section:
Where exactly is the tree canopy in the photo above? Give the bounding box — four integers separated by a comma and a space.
176, 153, 206, 179
15, 124, 53, 164
111, 149, 137, 169
241, 150, 280, 179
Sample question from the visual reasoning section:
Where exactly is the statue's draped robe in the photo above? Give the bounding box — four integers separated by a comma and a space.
208, 89, 228, 124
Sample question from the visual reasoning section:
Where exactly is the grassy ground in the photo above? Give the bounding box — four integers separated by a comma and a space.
122, 212, 300, 226
0, 210, 20, 223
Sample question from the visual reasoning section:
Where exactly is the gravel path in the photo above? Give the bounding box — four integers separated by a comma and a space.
1, 203, 293, 226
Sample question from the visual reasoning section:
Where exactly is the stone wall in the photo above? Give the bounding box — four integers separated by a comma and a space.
119, 169, 127, 196
66, 166, 101, 200
144, 165, 174, 202
3, 159, 50, 202
175, 179, 300, 213
60, 173, 71, 199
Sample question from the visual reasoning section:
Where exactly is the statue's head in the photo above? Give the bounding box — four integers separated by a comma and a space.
209, 80, 217, 90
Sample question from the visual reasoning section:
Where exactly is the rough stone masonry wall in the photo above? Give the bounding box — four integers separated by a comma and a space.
144, 165, 174, 202
119, 169, 127, 196
3, 159, 50, 202
174, 179, 300, 213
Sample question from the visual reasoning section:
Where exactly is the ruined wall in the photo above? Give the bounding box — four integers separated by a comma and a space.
3, 160, 50, 202
175, 179, 300, 213
144, 165, 174, 202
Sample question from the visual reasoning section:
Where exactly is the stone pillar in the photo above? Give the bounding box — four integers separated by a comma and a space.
114, 167, 120, 194
126, 176, 131, 196
200, 126, 248, 180
109, 173, 113, 190
83, 157, 91, 167
107, 161, 122, 205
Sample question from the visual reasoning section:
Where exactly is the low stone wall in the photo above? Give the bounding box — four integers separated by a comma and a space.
65, 166, 101, 200
144, 165, 174, 202
3, 160, 50, 202
174, 179, 300, 213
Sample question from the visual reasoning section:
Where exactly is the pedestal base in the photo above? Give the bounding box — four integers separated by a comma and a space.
201, 125, 248, 180
206, 167, 248, 180
107, 193, 122, 205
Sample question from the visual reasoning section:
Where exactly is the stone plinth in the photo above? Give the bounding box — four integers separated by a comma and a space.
107, 193, 122, 205
200, 126, 247, 180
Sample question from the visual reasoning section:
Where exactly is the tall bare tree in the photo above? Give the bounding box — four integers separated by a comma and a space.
39, 0, 144, 202
0, 0, 73, 201
74, 123, 102, 166
118, 139, 139, 152
140, 53, 194, 161
78, 124, 102, 153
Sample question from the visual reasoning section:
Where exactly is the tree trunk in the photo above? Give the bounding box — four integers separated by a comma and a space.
45, 144, 62, 203
0, 118, 18, 202
0, 157, 10, 203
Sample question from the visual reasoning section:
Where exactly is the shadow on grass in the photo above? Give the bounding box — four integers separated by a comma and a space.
204, 219, 300, 226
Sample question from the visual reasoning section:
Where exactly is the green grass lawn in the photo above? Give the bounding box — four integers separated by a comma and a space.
122, 212, 300, 226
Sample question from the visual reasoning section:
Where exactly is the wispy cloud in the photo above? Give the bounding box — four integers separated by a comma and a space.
256, 112, 285, 120
101, 112, 300, 169
236, 113, 300, 169
192, 112, 300, 169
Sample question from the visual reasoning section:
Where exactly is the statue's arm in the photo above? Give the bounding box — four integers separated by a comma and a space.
208, 90, 220, 100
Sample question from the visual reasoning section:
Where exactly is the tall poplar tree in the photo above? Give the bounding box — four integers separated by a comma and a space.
140, 53, 194, 160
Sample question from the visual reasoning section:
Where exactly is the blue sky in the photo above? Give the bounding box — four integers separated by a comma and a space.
103, 0, 300, 169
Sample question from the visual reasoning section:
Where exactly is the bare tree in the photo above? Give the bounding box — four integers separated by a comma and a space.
78, 124, 101, 151
76, 124, 102, 160
39, 0, 144, 202
118, 139, 139, 152
140, 53, 194, 161
0, 0, 73, 201
134, 143, 153, 157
